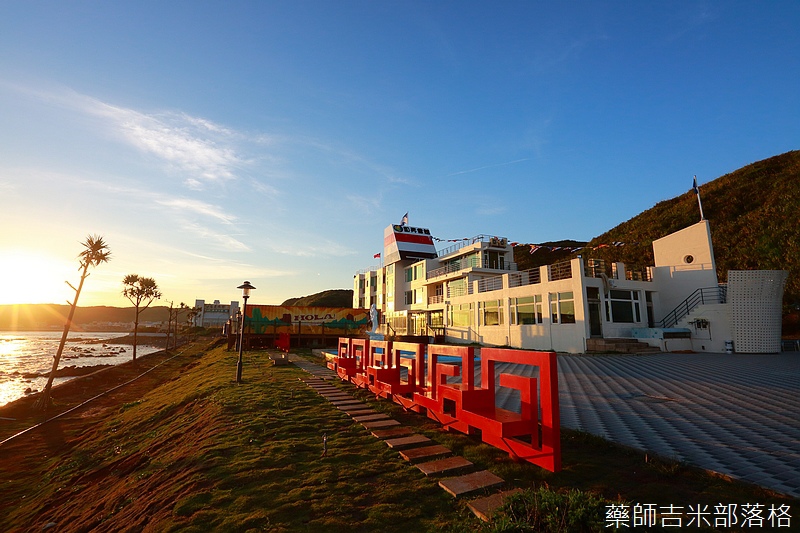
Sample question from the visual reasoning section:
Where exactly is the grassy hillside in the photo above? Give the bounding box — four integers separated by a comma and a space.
514, 151, 800, 310
281, 289, 353, 307
1, 344, 794, 531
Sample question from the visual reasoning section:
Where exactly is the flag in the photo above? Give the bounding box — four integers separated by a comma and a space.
693, 176, 699, 195
401, 212, 409, 225
373, 253, 381, 259
529, 245, 540, 254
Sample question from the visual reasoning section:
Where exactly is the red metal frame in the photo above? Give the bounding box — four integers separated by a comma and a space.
332, 338, 561, 472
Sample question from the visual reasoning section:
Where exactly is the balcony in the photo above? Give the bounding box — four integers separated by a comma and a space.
428, 294, 445, 305
548, 260, 573, 281
508, 267, 541, 288
436, 234, 509, 258
427, 256, 516, 280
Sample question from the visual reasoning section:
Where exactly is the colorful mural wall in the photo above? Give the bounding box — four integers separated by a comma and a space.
244, 305, 369, 336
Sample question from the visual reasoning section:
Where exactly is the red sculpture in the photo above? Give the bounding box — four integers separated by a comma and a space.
333, 337, 561, 472
275, 332, 291, 353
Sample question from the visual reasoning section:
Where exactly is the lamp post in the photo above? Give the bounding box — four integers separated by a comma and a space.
236, 281, 256, 383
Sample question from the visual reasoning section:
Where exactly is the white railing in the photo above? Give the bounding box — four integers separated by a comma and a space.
508, 268, 541, 288
428, 294, 444, 305
436, 235, 509, 257
447, 285, 474, 298
548, 260, 573, 281
477, 277, 504, 293
428, 256, 480, 279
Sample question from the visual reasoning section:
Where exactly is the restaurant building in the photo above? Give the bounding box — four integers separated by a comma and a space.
354, 221, 786, 354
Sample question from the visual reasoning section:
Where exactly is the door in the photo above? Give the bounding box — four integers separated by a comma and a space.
589, 301, 603, 337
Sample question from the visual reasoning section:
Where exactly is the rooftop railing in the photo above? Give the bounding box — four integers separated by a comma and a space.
428, 256, 516, 280
508, 267, 542, 288
436, 235, 509, 258
548, 260, 573, 281
477, 277, 504, 293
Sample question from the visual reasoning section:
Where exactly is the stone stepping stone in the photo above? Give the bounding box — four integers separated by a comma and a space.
339, 406, 373, 414
322, 395, 354, 401
399, 445, 451, 463
371, 427, 415, 439
330, 399, 363, 406
415, 456, 473, 476
361, 419, 401, 429
439, 471, 504, 498
353, 413, 390, 422
385, 434, 431, 449
467, 489, 523, 521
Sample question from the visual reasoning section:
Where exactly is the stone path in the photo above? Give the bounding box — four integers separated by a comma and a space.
290, 353, 515, 520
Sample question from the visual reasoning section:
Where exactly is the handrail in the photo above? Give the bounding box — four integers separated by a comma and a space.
436, 235, 509, 258
477, 277, 504, 293
659, 285, 728, 328
508, 268, 541, 288
548, 260, 573, 281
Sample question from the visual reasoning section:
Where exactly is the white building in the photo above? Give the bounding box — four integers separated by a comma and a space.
193, 299, 240, 328
354, 221, 787, 354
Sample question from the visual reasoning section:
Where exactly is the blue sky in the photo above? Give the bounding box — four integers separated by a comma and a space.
1, 1, 798, 307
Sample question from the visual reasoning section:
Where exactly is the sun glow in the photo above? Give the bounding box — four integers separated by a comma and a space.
0, 250, 76, 305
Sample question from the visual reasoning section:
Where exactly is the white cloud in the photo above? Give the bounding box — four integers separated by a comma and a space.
156, 198, 238, 225
21, 86, 248, 189
476, 206, 508, 216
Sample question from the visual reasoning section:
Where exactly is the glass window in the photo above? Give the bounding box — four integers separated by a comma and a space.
608, 290, 641, 323
449, 303, 473, 327
481, 300, 503, 326
551, 292, 575, 324
513, 296, 542, 325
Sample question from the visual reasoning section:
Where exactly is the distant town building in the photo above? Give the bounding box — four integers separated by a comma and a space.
354, 221, 787, 354
193, 299, 239, 328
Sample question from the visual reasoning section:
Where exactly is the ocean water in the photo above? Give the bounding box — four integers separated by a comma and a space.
0, 331, 162, 407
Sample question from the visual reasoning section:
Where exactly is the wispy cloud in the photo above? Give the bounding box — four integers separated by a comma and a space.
155, 198, 237, 225
100, 106, 243, 188
447, 158, 529, 177
476, 206, 508, 216
69, 175, 250, 252
21, 85, 248, 190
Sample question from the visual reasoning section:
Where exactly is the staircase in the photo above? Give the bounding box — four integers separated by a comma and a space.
586, 338, 662, 354
660, 285, 727, 329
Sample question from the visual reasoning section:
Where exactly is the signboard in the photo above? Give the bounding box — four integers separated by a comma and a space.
383, 224, 438, 261
244, 305, 369, 336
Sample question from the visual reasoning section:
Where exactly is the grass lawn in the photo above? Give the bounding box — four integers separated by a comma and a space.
0, 341, 796, 532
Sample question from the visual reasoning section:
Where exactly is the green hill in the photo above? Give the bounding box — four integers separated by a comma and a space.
281, 289, 354, 307
514, 150, 800, 311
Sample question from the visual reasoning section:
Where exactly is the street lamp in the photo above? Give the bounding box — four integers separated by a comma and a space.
236, 281, 256, 383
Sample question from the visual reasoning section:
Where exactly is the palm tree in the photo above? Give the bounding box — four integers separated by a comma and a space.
35, 235, 111, 412
122, 274, 162, 361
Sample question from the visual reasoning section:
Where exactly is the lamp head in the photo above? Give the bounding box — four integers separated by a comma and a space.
237, 280, 256, 298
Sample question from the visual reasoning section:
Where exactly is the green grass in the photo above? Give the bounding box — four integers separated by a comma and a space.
0, 345, 797, 532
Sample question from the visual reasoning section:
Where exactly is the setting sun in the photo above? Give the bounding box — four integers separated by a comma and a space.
0, 250, 75, 305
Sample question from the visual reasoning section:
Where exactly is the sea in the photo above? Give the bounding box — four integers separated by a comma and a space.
0, 331, 162, 408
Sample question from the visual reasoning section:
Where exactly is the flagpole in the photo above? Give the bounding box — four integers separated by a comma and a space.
693, 175, 705, 221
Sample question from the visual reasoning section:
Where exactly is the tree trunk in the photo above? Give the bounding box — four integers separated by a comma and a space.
133, 307, 140, 362
35, 265, 88, 412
